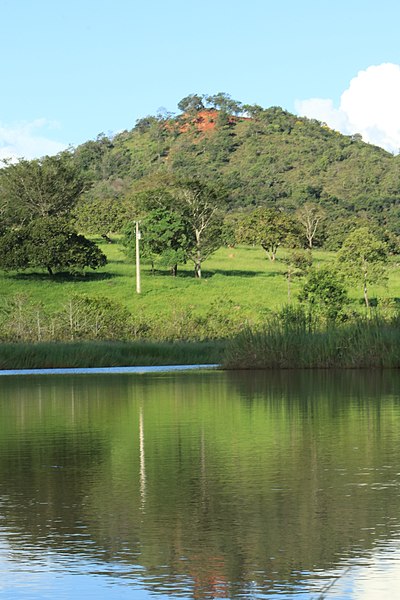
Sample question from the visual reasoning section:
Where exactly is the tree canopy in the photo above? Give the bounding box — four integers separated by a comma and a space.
124, 180, 226, 278
236, 208, 301, 261
337, 227, 388, 308
124, 207, 190, 276
0, 152, 85, 226
298, 268, 348, 323
0, 218, 107, 276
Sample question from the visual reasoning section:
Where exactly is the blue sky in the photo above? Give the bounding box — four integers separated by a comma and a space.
1, 0, 400, 159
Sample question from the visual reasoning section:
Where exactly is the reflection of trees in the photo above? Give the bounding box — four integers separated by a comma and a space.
1, 371, 400, 597
0, 376, 124, 556
226, 368, 400, 407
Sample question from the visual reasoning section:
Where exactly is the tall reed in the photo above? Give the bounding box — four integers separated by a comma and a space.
0, 340, 225, 370
224, 309, 400, 369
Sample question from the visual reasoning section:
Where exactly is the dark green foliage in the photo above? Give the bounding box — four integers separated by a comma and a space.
323, 214, 361, 250
298, 267, 348, 323
177, 94, 205, 114
0, 218, 107, 276
125, 179, 226, 278
174, 180, 225, 277
59, 94, 400, 238
0, 229, 30, 272
177, 92, 243, 116
124, 207, 190, 275
204, 92, 243, 115
73, 133, 132, 181
74, 179, 132, 239
221, 213, 240, 247
131, 186, 176, 213
288, 249, 313, 271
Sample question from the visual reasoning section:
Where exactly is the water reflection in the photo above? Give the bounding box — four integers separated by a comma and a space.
0, 371, 399, 598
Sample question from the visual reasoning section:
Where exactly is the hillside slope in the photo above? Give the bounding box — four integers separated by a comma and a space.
73, 104, 400, 213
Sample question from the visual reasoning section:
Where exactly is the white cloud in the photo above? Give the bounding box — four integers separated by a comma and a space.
295, 63, 400, 153
0, 119, 67, 163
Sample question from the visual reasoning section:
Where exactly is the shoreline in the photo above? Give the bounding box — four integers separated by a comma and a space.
0, 340, 225, 372
0, 364, 221, 376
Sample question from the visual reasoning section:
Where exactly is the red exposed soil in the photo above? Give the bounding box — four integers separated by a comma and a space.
178, 109, 250, 133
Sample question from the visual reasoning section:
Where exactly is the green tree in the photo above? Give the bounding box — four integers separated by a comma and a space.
0, 152, 85, 226
130, 180, 226, 278
174, 180, 225, 278
323, 215, 360, 251
0, 217, 107, 276
74, 181, 132, 242
337, 227, 388, 308
298, 267, 348, 323
177, 94, 205, 114
242, 103, 265, 119
236, 208, 300, 261
124, 207, 190, 276
205, 92, 243, 115
282, 249, 312, 301
72, 133, 130, 181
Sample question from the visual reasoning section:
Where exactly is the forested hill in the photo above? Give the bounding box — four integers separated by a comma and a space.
2, 94, 400, 257
72, 96, 400, 215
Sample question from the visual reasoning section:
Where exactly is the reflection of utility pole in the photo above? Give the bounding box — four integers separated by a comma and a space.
135, 221, 141, 294
201, 427, 207, 507
139, 405, 146, 511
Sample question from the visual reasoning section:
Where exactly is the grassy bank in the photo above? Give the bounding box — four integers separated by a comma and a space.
224, 314, 400, 369
0, 340, 225, 370
2, 316, 400, 370
2, 241, 400, 370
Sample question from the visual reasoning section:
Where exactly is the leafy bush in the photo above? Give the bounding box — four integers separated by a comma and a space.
298, 267, 348, 323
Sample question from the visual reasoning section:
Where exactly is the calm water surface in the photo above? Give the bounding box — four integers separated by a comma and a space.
1, 370, 400, 599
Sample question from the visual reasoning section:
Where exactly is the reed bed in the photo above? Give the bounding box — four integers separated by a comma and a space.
224, 312, 400, 369
0, 340, 225, 370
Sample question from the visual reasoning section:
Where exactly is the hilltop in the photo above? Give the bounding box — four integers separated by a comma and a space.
72, 94, 400, 219
1, 93, 400, 256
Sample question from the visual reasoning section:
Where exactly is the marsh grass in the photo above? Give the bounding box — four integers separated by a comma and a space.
224, 310, 400, 369
0, 340, 225, 370
2, 316, 400, 371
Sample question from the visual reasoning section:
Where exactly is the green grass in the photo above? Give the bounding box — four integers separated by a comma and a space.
2, 236, 400, 369
2, 239, 396, 322
0, 241, 296, 327
0, 340, 225, 369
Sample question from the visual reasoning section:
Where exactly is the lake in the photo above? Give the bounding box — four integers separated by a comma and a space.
1, 369, 400, 599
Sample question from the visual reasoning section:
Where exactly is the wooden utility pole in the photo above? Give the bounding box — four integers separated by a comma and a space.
135, 221, 141, 294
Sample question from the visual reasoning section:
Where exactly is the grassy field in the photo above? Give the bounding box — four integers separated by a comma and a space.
1, 241, 400, 368
1, 238, 399, 323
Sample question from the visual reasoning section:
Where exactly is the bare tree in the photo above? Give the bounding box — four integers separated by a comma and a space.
295, 203, 326, 249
